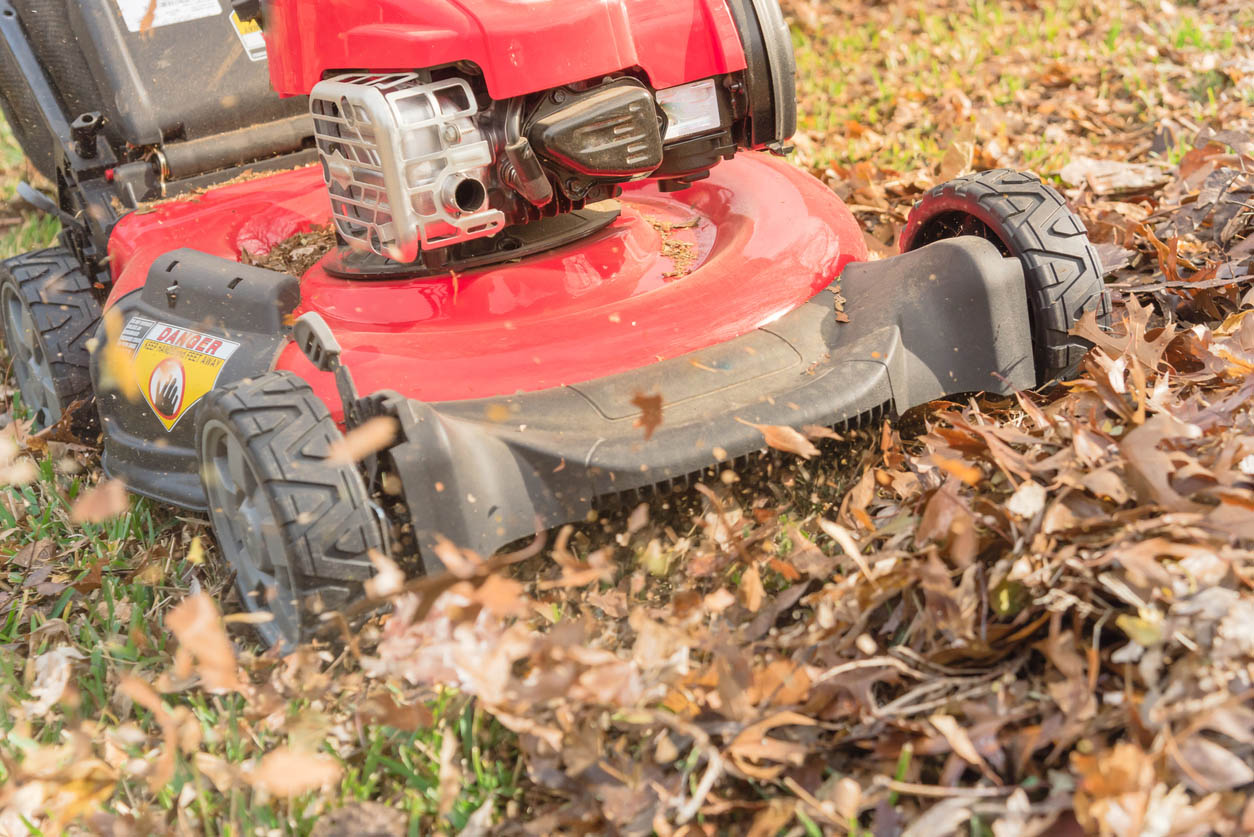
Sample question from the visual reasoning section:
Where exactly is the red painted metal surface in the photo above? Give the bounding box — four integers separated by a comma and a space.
107, 153, 865, 422
262, 0, 747, 100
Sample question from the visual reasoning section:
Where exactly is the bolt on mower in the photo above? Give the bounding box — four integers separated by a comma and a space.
0, 0, 1109, 647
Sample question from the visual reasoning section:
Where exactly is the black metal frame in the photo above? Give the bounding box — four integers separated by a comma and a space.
0, 0, 315, 284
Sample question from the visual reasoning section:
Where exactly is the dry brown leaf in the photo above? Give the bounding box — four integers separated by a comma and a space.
437, 729, 462, 817
364, 549, 405, 599
631, 391, 664, 440
118, 675, 178, 792
328, 416, 398, 464
737, 417, 819, 459
929, 714, 994, 779
739, 563, 765, 613
21, 646, 84, 715
250, 747, 342, 797
165, 593, 242, 692
70, 479, 129, 524
357, 693, 434, 732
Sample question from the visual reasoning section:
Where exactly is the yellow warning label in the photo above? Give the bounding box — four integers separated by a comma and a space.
230, 10, 267, 61
130, 322, 240, 431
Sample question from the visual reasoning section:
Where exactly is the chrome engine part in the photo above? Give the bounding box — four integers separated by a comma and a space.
310, 73, 505, 262
307, 0, 796, 267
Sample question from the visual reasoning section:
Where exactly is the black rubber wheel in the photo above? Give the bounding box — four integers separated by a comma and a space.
196, 371, 381, 649
0, 246, 101, 432
899, 168, 1111, 382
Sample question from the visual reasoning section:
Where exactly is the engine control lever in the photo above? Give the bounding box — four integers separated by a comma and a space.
503, 137, 553, 207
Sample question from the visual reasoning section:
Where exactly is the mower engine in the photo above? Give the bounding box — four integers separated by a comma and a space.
291, 1, 796, 265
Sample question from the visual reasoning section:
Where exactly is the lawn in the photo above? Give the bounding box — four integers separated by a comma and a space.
1, 1, 1252, 834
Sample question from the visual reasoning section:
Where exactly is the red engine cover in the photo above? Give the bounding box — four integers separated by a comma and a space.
262, 0, 748, 99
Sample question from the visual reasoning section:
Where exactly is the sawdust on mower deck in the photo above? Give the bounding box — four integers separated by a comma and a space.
241, 224, 336, 276
647, 216, 700, 279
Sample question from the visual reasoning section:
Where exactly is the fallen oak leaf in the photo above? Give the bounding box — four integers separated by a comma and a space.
728, 711, 816, 779
736, 417, 819, 459
328, 415, 398, 464
929, 713, 999, 782
631, 391, 663, 440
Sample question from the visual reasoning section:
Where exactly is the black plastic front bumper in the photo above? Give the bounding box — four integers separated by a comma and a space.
362, 237, 1034, 565
95, 237, 1032, 565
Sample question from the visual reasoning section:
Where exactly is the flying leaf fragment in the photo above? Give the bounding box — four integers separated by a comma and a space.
21, 646, 84, 715
1006, 480, 1047, 518
739, 563, 765, 613
365, 549, 405, 599
97, 308, 140, 400
631, 391, 663, 440
736, 417, 819, 459
328, 416, 399, 464
1115, 612, 1164, 647
165, 593, 242, 692
250, 747, 342, 797
437, 729, 462, 817
933, 455, 982, 485
70, 479, 130, 523
119, 675, 178, 791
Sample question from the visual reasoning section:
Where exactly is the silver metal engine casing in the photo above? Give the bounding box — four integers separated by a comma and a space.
310, 73, 505, 262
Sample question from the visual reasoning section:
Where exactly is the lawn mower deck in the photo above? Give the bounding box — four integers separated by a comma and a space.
96, 152, 1034, 562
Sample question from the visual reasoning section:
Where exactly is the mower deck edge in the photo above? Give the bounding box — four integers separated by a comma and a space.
369, 236, 1034, 568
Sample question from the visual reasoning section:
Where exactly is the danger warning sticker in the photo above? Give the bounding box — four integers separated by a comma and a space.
129, 321, 240, 431
115, 0, 222, 34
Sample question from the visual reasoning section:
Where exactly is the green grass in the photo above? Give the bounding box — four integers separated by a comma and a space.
789, 0, 1240, 176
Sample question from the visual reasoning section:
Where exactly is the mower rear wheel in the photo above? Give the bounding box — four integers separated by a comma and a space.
196, 371, 382, 649
0, 247, 101, 432
899, 168, 1110, 382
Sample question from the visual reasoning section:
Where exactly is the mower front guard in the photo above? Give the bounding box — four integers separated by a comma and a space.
350, 236, 1034, 566
94, 235, 1031, 565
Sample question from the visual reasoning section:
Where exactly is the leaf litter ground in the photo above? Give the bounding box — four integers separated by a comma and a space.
2, 0, 1254, 834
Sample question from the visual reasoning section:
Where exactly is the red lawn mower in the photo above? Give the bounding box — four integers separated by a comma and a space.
0, 0, 1107, 646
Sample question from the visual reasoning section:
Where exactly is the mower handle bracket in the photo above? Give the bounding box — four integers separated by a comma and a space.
292, 312, 363, 424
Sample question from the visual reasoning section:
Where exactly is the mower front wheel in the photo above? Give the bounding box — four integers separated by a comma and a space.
196, 371, 382, 649
899, 169, 1110, 382
0, 247, 101, 432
